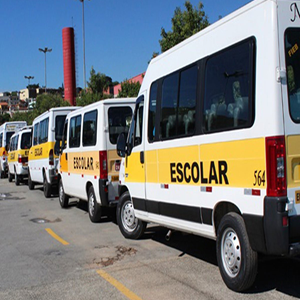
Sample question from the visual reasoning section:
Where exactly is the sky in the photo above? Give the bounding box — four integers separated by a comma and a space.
0, 0, 251, 93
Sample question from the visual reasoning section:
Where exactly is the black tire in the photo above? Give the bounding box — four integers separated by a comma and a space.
216, 212, 258, 292
43, 173, 51, 198
116, 191, 147, 239
58, 179, 69, 208
28, 171, 35, 190
15, 172, 20, 186
8, 170, 13, 182
88, 186, 102, 223
0, 170, 5, 179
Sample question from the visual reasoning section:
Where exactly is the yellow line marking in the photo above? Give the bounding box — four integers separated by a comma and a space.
97, 269, 143, 300
45, 228, 69, 245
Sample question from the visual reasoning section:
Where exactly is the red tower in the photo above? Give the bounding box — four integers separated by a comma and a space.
62, 27, 76, 106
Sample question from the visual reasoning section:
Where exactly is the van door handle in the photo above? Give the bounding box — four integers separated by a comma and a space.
140, 151, 144, 164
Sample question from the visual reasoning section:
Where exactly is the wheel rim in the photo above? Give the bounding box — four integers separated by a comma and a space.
221, 227, 241, 278
89, 193, 95, 216
121, 200, 137, 232
59, 183, 64, 203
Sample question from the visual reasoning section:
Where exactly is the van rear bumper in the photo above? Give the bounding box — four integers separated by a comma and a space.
244, 196, 300, 256
99, 179, 108, 206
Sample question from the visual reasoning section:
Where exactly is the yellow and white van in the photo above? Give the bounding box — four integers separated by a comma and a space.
28, 107, 79, 197
116, 0, 300, 292
0, 121, 27, 178
7, 126, 32, 185
58, 98, 135, 222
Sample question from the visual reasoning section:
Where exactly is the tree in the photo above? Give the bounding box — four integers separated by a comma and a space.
159, 1, 209, 52
118, 80, 141, 98
87, 67, 112, 96
35, 94, 69, 116
0, 113, 11, 125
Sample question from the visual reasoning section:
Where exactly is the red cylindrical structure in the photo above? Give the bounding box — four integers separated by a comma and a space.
62, 27, 76, 106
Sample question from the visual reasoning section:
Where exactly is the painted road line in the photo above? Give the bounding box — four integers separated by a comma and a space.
45, 228, 69, 245
97, 269, 143, 300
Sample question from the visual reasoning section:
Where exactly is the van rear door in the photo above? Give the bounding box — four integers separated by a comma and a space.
278, 0, 300, 217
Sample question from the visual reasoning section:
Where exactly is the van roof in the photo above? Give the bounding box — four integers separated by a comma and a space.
32, 106, 80, 122
66, 98, 136, 117
141, 0, 273, 92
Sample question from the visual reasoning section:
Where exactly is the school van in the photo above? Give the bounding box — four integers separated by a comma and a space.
28, 107, 79, 197
116, 0, 300, 292
7, 126, 32, 185
58, 98, 135, 222
0, 121, 27, 178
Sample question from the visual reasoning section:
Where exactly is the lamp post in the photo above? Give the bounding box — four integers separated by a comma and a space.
38, 47, 52, 93
78, 0, 90, 90
24, 75, 34, 87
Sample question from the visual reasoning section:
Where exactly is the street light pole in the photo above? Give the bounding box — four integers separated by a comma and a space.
38, 47, 52, 93
79, 0, 89, 90
24, 75, 34, 87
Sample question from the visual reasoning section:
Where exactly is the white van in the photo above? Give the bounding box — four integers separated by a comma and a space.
116, 0, 300, 292
7, 126, 32, 185
28, 107, 79, 197
58, 98, 135, 222
0, 121, 27, 178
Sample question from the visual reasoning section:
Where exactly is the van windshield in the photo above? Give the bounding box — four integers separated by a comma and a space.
285, 28, 300, 122
21, 132, 31, 149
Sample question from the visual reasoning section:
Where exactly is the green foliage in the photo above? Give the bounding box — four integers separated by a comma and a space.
87, 67, 112, 95
11, 94, 69, 125
35, 94, 69, 115
0, 113, 11, 125
118, 80, 141, 98
76, 90, 101, 106
11, 111, 36, 125
159, 1, 209, 52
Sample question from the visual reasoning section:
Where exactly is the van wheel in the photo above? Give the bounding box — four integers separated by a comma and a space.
0, 171, 5, 179
8, 170, 13, 182
28, 171, 35, 190
15, 173, 20, 186
88, 186, 102, 223
43, 174, 51, 198
58, 179, 69, 208
117, 191, 147, 239
216, 212, 258, 292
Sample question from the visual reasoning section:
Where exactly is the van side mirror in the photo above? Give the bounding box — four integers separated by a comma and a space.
117, 133, 126, 157
5, 144, 9, 152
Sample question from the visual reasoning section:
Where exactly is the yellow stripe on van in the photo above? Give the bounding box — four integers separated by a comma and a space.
0, 146, 5, 156
29, 142, 55, 161
68, 151, 100, 176
8, 149, 29, 163
128, 138, 266, 189
286, 135, 300, 188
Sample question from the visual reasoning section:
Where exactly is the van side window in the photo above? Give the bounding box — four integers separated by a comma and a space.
108, 106, 133, 145
178, 65, 197, 135
83, 110, 97, 147
161, 72, 179, 139
33, 123, 39, 146
148, 82, 157, 142
39, 118, 49, 144
203, 40, 254, 132
69, 115, 82, 148
0, 133, 2, 147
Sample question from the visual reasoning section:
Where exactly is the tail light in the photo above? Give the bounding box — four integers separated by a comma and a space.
49, 149, 54, 166
266, 136, 287, 197
99, 151, 107, 179
18, 155, 28, 164
2, 150, 5, 160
